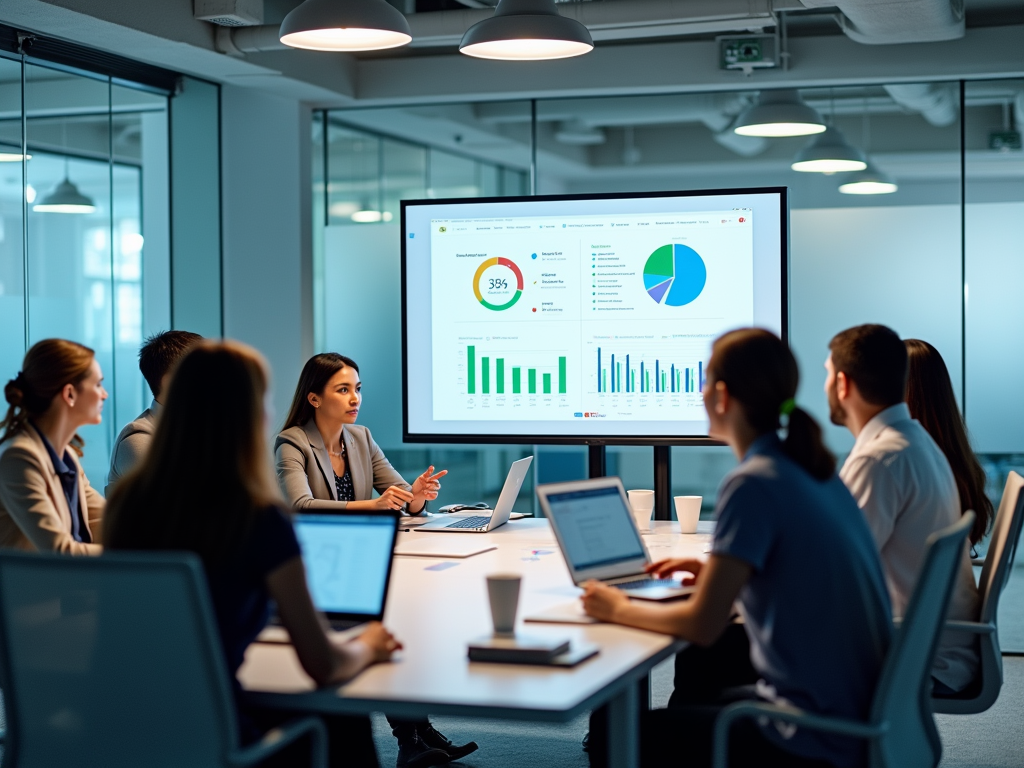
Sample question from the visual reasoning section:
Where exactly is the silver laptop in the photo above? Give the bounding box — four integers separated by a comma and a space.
416, 456, 533, 533
536, 477, 693, 601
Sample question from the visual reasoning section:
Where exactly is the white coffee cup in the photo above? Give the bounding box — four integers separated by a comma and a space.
674, 496, 703, 534
627, 489, 655, 531
486, 573, 521, 637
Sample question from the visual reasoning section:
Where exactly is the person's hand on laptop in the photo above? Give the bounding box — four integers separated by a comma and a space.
411, 466, 448, 506
354, 622, 403, 663
646, 557, 704, 585
581, 580, 629, 622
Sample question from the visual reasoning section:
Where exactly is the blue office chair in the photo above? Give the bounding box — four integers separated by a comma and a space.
712, 512, 974, 768
933, 471, 1024, 714
0, 550, 326, 768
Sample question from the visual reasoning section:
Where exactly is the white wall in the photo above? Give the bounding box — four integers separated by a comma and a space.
221, 86, 314, 426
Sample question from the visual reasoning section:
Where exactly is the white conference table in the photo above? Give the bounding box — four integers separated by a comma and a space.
238, 517, 713, 768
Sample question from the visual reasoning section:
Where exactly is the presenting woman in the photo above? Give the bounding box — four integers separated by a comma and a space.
276, 352, 477, 767
0, 338, 107, 554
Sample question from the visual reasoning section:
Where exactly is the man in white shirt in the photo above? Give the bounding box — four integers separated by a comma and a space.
826, 323, 979, 693
106, 330, 202, 496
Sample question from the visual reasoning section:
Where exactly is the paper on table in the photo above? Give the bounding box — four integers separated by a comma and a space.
524, 600, 598, 625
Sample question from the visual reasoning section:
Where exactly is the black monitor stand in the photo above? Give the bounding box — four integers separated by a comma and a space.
588, 444, 672, 521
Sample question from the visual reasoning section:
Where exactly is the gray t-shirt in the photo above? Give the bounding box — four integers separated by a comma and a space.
840, 403, 980, 691
106, 400, 160, 497
713, 433, 892, 768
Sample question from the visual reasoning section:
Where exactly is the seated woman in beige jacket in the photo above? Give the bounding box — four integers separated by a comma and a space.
0, 339, 107, 554
275, 353, 477, 768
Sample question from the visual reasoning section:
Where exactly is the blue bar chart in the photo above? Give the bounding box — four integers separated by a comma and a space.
595, 346, 705, 395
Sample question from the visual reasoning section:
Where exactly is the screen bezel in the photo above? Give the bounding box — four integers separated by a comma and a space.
535, 476, 652, 583
293, 511, 400, 623
401, 186, 790, 446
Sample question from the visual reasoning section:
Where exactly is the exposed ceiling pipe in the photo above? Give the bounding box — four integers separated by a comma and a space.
799, 0, 964, 44
883, 83, 958, 126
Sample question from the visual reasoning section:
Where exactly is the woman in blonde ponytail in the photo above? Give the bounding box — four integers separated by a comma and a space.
0, 339, 107, 554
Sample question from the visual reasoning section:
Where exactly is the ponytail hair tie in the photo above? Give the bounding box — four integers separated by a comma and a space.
779, 398, 797, 416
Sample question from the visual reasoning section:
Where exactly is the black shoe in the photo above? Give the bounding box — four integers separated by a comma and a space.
582, 731, 590, 753
395, 733, 450, 768
419, 724, 479, 761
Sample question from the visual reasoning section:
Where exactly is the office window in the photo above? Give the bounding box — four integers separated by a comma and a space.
0, 53, 170, 486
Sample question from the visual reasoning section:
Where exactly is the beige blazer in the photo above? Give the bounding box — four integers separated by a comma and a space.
0, 425, 104, 554
274, 420, 413, 512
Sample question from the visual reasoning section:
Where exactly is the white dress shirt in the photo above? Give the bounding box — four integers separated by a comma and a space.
840, 403, 979, 692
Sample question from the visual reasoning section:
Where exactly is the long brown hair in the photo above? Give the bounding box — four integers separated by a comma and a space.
105, 341, 283, 563
905, 339, 992, 544
1, 338, 95, 454
708, 329, 836, 480
282, 353, 359, 431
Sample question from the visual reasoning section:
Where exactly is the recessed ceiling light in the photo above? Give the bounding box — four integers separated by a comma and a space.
279, 0, 412, 52
733, 90, 827, 138
460, 0, 594, 61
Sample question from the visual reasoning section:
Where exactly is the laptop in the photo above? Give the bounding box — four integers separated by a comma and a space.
536, 477, 693, 601
291, 512, 400, 631
416, 456, 533, 533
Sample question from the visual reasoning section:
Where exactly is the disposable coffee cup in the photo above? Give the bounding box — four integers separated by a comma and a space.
674, 496, 703, 534
628, 489, 656, 531
487, 573, 521, 637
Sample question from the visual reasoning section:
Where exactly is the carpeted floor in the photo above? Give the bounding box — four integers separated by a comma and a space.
370, 656, 1024, 768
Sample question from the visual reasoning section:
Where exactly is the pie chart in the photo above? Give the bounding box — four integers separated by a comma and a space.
643, 244, 706, 307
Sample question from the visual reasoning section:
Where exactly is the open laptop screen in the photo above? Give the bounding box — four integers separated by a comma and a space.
545, 486, 646, 570
293, 514, 397, 617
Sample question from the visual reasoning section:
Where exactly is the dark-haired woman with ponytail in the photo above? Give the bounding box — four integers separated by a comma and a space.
583, 329, 892, 768
0, 339, 107, 553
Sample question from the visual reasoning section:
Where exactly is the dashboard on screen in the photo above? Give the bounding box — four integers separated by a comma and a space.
402, 188, 788, 444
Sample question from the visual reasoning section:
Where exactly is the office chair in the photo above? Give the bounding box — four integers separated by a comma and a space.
712, 512, 974, 768
933, 471, 1024, 714
0, 550, 326, 768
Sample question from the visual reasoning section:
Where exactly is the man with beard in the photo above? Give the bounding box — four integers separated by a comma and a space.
825, 323, 979, 694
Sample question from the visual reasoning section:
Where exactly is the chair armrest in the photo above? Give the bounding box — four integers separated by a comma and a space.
943, 620, 996, 634
712, 701, 886, 768
229, 716, 327, 768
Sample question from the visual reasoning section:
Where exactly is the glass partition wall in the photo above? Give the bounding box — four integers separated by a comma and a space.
0, 53, 170, 484
316, 79, 1024, 648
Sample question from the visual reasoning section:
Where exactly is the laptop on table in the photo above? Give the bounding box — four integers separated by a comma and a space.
416, 456, 533, 533
536, 477, 693, 601
289, 512, 399, 632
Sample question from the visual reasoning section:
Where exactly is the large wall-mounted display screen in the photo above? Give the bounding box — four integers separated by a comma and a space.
402, 188, 788, 444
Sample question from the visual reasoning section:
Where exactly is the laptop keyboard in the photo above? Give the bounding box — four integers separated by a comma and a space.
446, 515, 491, 529
616, 577, 682, 590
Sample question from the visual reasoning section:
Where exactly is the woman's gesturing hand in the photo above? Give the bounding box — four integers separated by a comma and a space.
411, 465, 448, 504
374, 485, 415, 510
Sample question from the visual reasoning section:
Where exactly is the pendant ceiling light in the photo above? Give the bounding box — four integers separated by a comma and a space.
733, 89, 827, 138
791, 127, 868, 173
279, 0, 412, 52
838, 164, 898, 195
460, 0, 594, 61
33, 177, 96, 214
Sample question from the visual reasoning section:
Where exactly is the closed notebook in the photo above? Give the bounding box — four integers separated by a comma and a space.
467, 634, 570, 664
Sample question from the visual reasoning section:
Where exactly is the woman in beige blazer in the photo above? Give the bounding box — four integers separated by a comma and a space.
0, 339, 108, 554
275, 353, 477, 766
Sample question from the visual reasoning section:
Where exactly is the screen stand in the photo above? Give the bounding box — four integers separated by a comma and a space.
588, 445, 606, 478
654, 446, 671, 521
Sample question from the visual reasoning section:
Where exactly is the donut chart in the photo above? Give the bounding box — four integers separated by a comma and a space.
643, 244, 707, 307
473, 257, 524, 311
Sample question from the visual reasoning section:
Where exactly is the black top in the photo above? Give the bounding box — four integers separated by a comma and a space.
201, 505, 301, 740
32, 423, 89, 543
333, 438, 355, 502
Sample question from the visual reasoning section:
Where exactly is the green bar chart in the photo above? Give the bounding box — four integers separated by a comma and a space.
463, 345, 567, 396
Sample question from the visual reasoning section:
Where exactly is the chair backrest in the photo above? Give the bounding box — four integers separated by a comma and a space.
0, 550, 239, 768
977, 471, 1024, 625
869, 512, 974, 768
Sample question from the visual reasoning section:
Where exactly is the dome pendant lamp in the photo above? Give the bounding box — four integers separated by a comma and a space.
733, 89, 827, 138
279, 0, 412, 52
791, 127, 868, 173
459, 0, 594, 61
34, 177, 96, 214
838, 164, 898, 195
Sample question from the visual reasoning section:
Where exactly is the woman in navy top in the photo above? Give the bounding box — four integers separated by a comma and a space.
584, 329, 893, 768
106, 341, 400, 768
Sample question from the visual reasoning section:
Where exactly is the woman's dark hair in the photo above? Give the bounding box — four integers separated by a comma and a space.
1, 338, 95, 454
282, 353, 360, 431
905, 339, 992, 544
106, 341, 282, 564
708, 328, 836, 481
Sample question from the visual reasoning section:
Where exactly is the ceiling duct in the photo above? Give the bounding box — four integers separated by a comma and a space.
884, 83, 958, 127
799, 0, 964, 44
